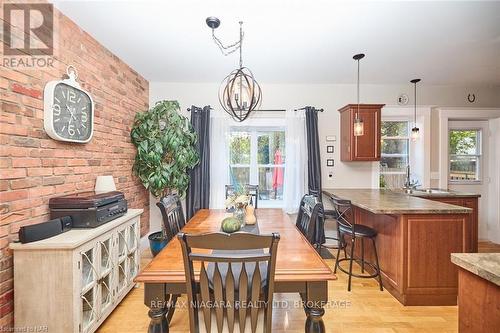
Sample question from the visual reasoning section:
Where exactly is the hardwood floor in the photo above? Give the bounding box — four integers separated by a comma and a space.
96, 241, 500, 333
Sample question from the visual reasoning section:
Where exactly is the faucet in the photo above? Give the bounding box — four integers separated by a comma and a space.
403, 165, 418, 192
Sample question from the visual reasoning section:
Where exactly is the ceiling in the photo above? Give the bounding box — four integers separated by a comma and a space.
53, 0, 500, 86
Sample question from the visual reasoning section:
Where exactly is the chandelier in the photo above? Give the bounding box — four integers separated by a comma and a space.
206, 17, 262, 122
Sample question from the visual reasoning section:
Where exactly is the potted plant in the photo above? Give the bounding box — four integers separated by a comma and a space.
131, 100, 199, 256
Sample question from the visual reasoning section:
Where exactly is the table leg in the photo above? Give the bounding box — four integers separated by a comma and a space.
144, 283, 168, 333
304, 281, 327, 333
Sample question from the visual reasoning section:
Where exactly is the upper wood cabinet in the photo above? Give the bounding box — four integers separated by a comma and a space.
338, 104, 384, 161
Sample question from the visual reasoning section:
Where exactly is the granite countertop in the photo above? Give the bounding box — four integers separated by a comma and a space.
451, 253, 500, 286
322, 189, 472, 215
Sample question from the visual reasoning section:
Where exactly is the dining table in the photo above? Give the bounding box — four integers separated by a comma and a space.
135, 208, 336, 333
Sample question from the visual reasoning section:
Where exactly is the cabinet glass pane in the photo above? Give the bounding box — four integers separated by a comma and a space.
118, 229, 127, 261
81, 287, 96, 332
128, 253, 138, 280
100, 238, 112, 274
81, 248, 96, 291
118, 261, 127, 293
127, 224, 137, 253
100, 272, 113, 314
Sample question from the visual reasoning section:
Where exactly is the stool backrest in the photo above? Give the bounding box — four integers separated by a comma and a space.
329, 195, 355, 236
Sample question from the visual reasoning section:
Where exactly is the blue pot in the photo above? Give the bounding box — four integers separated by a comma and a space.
148, 231, 168, 257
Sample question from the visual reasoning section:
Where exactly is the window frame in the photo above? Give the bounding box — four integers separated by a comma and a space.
228, 126, 286, 208
380, 120, 411, 175
448, 128, 482, 184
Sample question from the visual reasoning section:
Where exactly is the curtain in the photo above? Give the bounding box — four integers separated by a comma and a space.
186, 105, 211, 220
209, 115, 230, 209
283, 109, 308, 214
305, 107, 322, 194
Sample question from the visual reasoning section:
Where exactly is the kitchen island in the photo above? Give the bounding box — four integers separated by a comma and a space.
323, 189, 475, 306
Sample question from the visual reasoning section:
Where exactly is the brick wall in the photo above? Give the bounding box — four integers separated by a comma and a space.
0, 6, 150, 327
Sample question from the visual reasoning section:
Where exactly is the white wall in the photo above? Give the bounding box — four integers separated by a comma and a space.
147, 82, 500, 232
488, 118, 500, 243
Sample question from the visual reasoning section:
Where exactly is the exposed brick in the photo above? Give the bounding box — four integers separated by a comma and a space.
10, 177, 42, 189
27, 168, 53, 177
42, 176, 65, 186
11, 83, 42, 99
10, 137, 40, 148
11, 158, 41, 168
0, 159, 10, 168
0, 190, 28, 202
0, 169, 26, 180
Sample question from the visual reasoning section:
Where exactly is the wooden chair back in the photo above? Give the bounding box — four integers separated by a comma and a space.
157, 194, 186, 241
225, 184, 259, 209
178, 232, 280, 333
295, 194, 324, 246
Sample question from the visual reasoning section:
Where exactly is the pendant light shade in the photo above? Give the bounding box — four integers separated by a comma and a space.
410, 78, 421, 141
353, 53, 365, 137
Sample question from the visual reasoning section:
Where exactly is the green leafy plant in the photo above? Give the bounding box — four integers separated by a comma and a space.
131, 100, 199, 198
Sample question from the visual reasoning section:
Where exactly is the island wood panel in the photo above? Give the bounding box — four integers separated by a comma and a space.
348, 206, 470, 305
420, 196, 479, 252
457, 267, 500, 333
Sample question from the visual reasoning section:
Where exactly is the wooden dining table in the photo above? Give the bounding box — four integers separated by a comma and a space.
135, 208, 336, 333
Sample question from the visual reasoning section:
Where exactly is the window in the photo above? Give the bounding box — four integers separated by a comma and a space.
380, 121, 410, 188
229, 128, 285, 206
449, 129, 481, 182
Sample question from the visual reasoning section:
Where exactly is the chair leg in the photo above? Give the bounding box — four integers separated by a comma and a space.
371, 238, 384, 291
166, 294, 178, 323
334, 235, 342, 274
361, 238, 365, 273
347, 237, 356, 292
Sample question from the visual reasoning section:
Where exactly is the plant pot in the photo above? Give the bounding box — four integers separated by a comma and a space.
148, 231, 168, 257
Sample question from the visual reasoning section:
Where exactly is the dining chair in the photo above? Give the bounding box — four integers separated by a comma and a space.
156, 194, 186, 322
308, 188, 343, 255
329, 195, 383, 292
295, 194, 324, 248
225, 184, 259, 208
178, 232, 280, 333
157, 194, 186, 241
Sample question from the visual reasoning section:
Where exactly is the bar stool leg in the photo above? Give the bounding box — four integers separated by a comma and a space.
372, 238, 384, 291
348, 237, 356, 292
334, 233, 342, 274
361, 238, 365, 273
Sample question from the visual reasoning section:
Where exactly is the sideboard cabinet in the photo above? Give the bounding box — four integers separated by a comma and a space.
338, 104, 384, 161
10, 209, 143, 333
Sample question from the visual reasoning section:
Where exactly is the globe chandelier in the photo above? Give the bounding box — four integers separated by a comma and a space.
206, 17, 262, 122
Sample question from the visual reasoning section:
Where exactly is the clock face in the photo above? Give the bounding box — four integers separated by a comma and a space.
51, 83, 92, 141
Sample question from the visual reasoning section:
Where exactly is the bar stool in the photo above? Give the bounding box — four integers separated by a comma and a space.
329, 195, 383, 292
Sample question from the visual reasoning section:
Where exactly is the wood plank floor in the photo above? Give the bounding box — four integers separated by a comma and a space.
97, 241, 500, 333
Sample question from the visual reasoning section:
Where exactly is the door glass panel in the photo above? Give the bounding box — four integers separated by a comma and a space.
100, 238, 112, 274
81, 248, 96, 291
258, 167, 284, 201
128, 252, 138, 280
81, 287, 96, 332
118, 229, 127, 261
230, 167, 250, 186
118, 261, 127, 293
257, 131, 286, 164
100, 272, 112, 314
127, 224, 137, 252
229, 132, 250, 164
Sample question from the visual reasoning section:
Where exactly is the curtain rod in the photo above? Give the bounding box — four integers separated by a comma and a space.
187, 107, 324, 112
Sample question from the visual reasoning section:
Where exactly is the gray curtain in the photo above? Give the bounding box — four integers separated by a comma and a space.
305, 106, 322, 194
186, 105, 211, 221
305, 106, 324, 245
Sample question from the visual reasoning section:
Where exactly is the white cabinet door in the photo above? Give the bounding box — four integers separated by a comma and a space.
80, 243, 98, 333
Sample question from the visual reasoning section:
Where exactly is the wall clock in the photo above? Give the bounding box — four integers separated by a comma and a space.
44, 66, 94, 143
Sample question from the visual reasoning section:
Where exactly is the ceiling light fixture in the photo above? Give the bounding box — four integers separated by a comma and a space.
206, 17, 261, 122
353, 53, 365, 136
410, 78, 421, 141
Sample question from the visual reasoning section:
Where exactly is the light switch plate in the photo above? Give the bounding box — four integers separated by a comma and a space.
326, 135, 336, 142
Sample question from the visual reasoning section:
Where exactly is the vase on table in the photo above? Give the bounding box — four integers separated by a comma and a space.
233, 204, 246, 227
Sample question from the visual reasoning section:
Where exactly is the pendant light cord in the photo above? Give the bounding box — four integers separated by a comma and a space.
239, 21, 243, 69
357, 58, 360, 119
414, 81, 417, 126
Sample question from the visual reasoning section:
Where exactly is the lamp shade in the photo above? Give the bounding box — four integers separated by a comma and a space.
95, 175, 116, 194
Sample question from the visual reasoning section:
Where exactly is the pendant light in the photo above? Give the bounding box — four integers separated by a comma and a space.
353, 53, 365, 136
410, 78, 421, 141
206, 17, 262, 122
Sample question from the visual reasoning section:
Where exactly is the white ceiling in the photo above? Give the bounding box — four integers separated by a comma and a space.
53, 0, 500, 86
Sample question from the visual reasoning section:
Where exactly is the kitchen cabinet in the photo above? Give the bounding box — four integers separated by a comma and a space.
339, 104, 384, 161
